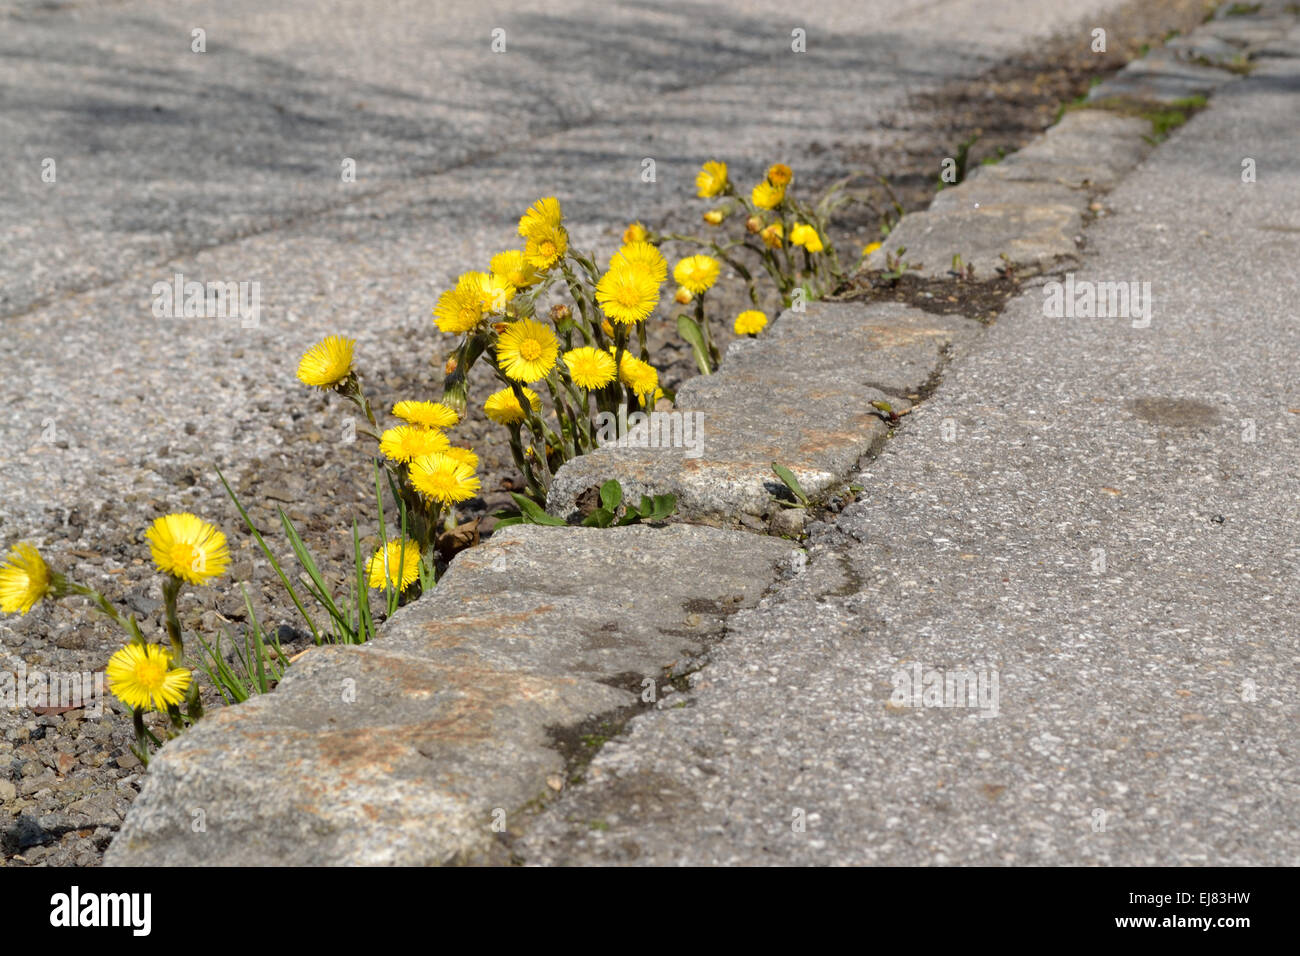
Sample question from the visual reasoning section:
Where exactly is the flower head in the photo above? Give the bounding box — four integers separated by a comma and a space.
789, 223, 824, 252
611, 348, 660, 400
366, 540, 422, 592
380, 425, 450, 464
595, 262, 660, 325
434, 272, 488, 334
484, 387, 541, 425
563, 346, 618, 390
696, 160, 728, 198
703, 209, 725, 226
146, 513, 229, 584
863, 240, 883, 257
760, 222, 784, 249
490, 250, 541, 290
519, 197, 568, 270
297, 335, 355, 389
409, 453, 481, 506
107, 643, 191, 712
751, 180, 785, 210
0, 543, 52, 615
497, 319, 559, 382
442, 445, 481, 471
392, 400, 459, 430
734, 310, 768, 336
673, 255, 721, 295
674, 286, 693, 305
623, 222, 648, 244
766, 163, 793, 187
609, 241, 669, 284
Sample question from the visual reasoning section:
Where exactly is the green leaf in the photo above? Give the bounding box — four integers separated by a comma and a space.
511, 493, 567, 526
772, 462, 809, 505
649, 494, 678, 519
599, 479, 623, 513
581, 508, 615, 528
676, 314, 713, 375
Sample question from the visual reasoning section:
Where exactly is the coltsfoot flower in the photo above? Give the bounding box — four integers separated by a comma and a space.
519, 197, 568, 270
297, 335, 355, 389
751, 180, 785, 210
622, 221, 648, 244
0, 543, 52, 615
442, 446, 481, 471
595, 262, 660, 325
674, 286, 693, 305
608, 241, 668, 284
484, 387, 541, 425
380, 425, 451, 464
673, 255, 720, 295
409, 453, 481, 505
434, 272, 489, 334
695, 161, 728, 198
611, 348, 660, 400
490, 250, 541, 290
366, 540, 422, 592
146, 513, 229, 584
497, 319, 559, 382
734, 310, 768, 336
863, 240, 883, 257
766, 163, 793, 187
790, 223, 824, 252
392, 400, 459, 429
107, 642, 191, 712
563, 346, 618, 390
702, 208, 725, 225
760, 222, 784, 249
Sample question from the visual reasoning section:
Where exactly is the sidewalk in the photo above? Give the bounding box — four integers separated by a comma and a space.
515, 23, 1300, 865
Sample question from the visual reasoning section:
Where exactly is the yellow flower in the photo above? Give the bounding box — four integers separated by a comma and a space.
595, 262, 660, 325
0, 543, 52, 615
703, 209, 725, 226
296, 335, 355, 389
484, 387, 541, 425
563, 346, 617, 390
623, 222, 648, 244
611, 348, 659, 399
760, 222, 783, 249
497, 319, 559, 382
674, 286, 693, 305
601, 319, 615, 336
766, 163, 793, 187
673, 255, 720, 295
392, 400, 459, 429
608, 241, 668, 284
474, 271, 515, 313
434, 272, 487, 334
696, 160, 728, 198
789, 223, 824, 252
410, 453, 481, 505
751, 180, 785, 210
146, 513, 229, 584
107, 643, 192, 712
863, 240, 883, 257
519, 197, 568, 270
734, 310, 768, 336
490, 250, 541, 290
380, 425, 450, 464
366, 540, 421, 592
442, 445, 481, 471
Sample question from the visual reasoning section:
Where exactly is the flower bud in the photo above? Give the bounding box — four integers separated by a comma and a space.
674, 286, 693, 305
745, 215, 763, 234
703, 209, 725, 226
550, 304, 572, 324
623, 222, 648, 244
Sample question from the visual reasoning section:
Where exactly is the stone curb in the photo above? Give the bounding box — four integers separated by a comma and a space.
106, 524, 792, 865
864, 8, 1292, 280
548, 301, 975, 528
